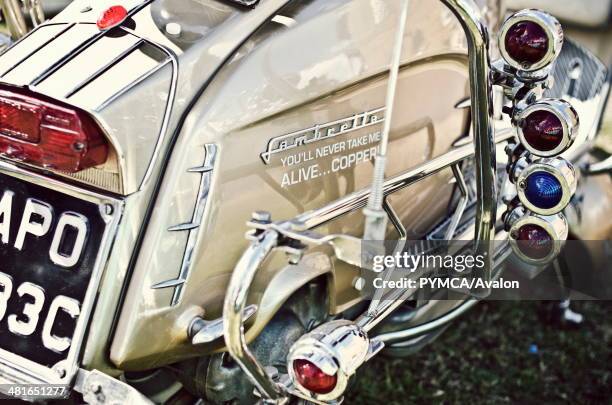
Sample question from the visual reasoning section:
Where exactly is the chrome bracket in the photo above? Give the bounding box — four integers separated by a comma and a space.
584, 155, 612, 175
74, 369, 153, 405
189, 305, 258, 345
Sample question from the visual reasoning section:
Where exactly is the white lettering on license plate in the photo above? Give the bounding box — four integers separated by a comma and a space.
0, 272, 80, 352
0, 190, 89, 268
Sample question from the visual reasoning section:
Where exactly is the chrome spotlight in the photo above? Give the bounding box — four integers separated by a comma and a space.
506, 207, 568, 264
499, 9, 563, 76
515, 157, 577, 215
515, 99, 579, 157
287, 320, 370, 401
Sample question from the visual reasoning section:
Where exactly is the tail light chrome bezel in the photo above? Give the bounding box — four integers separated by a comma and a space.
516, 157, 577, 215
499, 9, 563, 73
515, 98, 579, 157
287, 320, 370, 401
507, 207, 568, 264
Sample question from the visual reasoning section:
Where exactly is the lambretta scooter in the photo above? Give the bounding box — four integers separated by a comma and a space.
0, 0, 609, 404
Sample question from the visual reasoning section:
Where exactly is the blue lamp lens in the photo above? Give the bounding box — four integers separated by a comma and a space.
525, 172, 563, 209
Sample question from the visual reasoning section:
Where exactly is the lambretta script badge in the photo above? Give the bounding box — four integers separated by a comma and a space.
260, 107, 385, 164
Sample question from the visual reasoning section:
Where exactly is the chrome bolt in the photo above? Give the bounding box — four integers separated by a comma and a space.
104, 204, 113, 216
353, 277, 366, 291
165, 22, 182, 37
252, 211, 271, 223
518, 181, 526, 189
73, 142, 85, 151
264, 366, 279, 381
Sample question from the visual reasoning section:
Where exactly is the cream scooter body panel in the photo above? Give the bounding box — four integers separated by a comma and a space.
0, 0, 479, 373
110, 0, 473, 369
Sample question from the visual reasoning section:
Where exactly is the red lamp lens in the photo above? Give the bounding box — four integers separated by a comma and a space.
293, 359, 337, 394
0, 86, 109, 172
522, 110, 563, 152
97, 5, 128, 30
516, 224, 553, 259
505, 21, 549, 66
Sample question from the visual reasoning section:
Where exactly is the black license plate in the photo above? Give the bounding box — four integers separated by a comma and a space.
0, 172, 107, 371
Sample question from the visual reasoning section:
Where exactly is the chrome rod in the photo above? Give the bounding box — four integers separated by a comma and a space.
444, 164, 469, 240
440, 0, 496, 293
223, 230, 284, 400
1, 0, 28, 39
374, 298, 478, 343
293, 130, 512, 232
363, 0, 409, 241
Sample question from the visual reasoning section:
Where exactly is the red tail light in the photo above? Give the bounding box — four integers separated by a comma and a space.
515, 223, 553, 260
97, 5, 128, 30
522, 109, 563, 152
293, 359, 338, 394
504, 21, 549, 66
0, 86, 108, 172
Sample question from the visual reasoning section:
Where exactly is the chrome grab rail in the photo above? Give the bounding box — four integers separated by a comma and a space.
223, 230, 285, 400
441, 0, 496, 291
223, 0, 497, 401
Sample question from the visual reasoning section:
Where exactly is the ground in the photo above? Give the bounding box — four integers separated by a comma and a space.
347, 301, 612, 404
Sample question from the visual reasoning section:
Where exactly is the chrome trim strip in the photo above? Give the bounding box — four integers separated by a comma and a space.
65, 38, 146, 98
150, 278, 185, 290
150, 145, 217, 305
29, 0, 155, 87
0, 23, 75, 77
0, 160, 123, 386
94, 56, 173, 111
29, 29, 108, 86
97, 26, 179, 193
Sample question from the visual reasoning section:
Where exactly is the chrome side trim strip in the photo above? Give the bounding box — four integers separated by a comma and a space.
29, 30, 108, 86
150, 144, 217, 305
151, 278, 185, 289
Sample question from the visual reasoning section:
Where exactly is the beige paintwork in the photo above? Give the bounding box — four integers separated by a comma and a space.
0, 0, 488, 375
109, 0, 473, 370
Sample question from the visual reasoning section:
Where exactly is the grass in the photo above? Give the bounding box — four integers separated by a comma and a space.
346, 301, 612, 404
